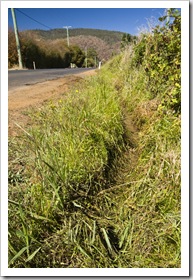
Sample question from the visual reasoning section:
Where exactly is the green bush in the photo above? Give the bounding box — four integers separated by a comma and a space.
131, 9, 181, 114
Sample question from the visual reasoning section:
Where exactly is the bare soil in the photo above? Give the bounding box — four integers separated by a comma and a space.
8, 69, 96, 136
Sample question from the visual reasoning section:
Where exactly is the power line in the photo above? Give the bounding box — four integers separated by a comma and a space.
15, 8, 52, 30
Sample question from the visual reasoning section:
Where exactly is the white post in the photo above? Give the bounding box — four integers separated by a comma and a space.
98, 61, 102, 69
33, 61, 36, 70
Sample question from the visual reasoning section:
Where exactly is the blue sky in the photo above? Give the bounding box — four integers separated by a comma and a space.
8, 8, 168, 35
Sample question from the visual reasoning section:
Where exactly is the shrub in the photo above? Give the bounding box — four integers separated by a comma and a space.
131, 9, 181, 114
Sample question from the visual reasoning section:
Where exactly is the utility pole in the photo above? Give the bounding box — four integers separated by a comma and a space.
63, 26, 72, 47
11, 8, 23, 69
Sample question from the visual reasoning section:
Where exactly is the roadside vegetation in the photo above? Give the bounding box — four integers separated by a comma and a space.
8, 9, 181, 268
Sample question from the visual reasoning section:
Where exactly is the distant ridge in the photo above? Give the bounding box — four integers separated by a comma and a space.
23, 28, 125, 45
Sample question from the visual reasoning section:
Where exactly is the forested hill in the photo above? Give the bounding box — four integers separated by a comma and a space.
9, 28, 135, 68
23, 28, 125, 45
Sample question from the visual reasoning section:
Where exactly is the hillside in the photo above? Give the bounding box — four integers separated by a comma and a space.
21, 28, 130, 61
70, 35, 120, 61
23, 28, 125, 44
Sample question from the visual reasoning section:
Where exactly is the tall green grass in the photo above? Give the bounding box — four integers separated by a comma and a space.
100, 49, 181, 268
8, 29, 181, 267
8, 72, 126, 267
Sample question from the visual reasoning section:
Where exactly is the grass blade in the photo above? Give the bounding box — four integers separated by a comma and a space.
119, 224, 130, 249
76, 243, 92, 260
101, 228, 113, 254
25, 247, 41, 262
91, 221, 96, 244
9, 246, 28, 266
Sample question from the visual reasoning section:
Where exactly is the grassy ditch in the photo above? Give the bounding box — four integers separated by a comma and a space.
8, 11, 181, 268
96, 49, 181, 268
8, 71, 126, 268
8, 66, 181, 268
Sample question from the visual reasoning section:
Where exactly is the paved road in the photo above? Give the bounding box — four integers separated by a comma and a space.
8, 68, 94, 90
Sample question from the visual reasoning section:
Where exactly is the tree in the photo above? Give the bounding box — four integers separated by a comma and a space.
70, 45, 85, 67
63, 51, 71, 68
83, 48, 98, 67
8, 29, 19, 68
121, 33, 132, 49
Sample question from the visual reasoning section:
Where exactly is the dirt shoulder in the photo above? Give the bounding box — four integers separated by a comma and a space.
9, 69, 97, 136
